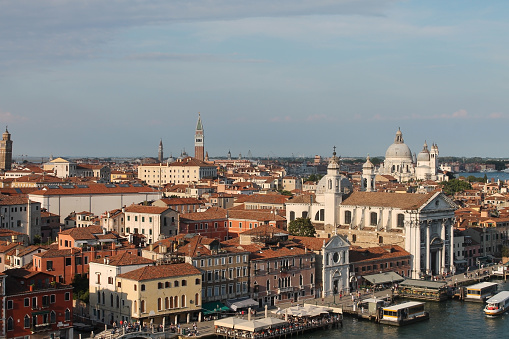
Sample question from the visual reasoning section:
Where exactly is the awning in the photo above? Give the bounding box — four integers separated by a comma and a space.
363, 272, 404, 285
399, 279, 447, 290
202, 301, 230, 315
226, 297, 258, 311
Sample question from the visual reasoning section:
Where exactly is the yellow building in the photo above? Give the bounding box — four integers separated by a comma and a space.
117, 263, 202, 325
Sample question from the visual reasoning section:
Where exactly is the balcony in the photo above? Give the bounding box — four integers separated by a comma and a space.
32, 323, 51, 333
277, 287, 294, 293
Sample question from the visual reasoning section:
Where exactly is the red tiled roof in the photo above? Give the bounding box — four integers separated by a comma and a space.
349, 245, 411, 263
341, 192, 436, 210
117, 263, 201, 281
125, 205, 169, 214
91, 252, 154, 266
180, 207, 227, 222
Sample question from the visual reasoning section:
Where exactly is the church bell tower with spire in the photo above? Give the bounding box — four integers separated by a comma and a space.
194, 113, 204, 161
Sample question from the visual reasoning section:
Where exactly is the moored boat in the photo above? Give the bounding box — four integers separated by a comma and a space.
465, 282, 498, 302
484, 291, 509, 316
379, 301, 429, 326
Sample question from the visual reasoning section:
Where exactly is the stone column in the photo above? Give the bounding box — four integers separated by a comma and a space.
425, 224, 430, 275
441, 219, 446, 274
413, 221, 421, 279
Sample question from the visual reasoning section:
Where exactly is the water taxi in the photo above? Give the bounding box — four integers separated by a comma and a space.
465, 282, 498, 302
379, 301, 429, 326
484, 291, 509, 316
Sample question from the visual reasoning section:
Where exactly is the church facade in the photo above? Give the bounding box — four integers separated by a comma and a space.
286, 150, 456, 280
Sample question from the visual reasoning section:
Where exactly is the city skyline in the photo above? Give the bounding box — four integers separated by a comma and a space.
1, 1, 509, 158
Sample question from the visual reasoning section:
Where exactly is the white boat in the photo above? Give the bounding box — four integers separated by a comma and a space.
465, 282, 498, 302
484, 291, 509, 316
379, 301, 429, 326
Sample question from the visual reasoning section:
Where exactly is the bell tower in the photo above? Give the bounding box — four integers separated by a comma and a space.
194, 113, 204, 161
0, 127, 12, 171
361, 155, 376, 192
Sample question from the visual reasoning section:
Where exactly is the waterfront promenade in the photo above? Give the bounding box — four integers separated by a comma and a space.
92, 265, 504, 339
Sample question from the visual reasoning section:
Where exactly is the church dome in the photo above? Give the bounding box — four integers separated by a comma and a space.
417, 142, 430, 162
385, 128, 412, 160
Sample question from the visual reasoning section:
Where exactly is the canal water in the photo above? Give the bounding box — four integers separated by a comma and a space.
302, 279, 509, 339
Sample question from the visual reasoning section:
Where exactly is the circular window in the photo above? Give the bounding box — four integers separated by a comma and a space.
333, 252, 339, 263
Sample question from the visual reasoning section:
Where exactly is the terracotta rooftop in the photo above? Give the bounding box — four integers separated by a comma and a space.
117, 263, 201, 281
341, 191, 436, 210
29, 183, 157, 196
349, 245, 411, 263
234, 194, 289, 205
91, 252, 154, 266
125, 205, 170, 214
180, 207, 227, 222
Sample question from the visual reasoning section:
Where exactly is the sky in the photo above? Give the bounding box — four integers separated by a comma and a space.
1, 0, 509, 159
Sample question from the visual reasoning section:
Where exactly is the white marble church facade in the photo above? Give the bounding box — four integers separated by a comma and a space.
286, 150, 457, 280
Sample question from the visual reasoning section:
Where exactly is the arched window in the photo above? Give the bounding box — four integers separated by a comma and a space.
174, 296, 179, 308
181, 295, 186, 308
110, 293, 113, 307
290, 211, 295, 221
370, 212, 377, 226
158, 298, 162, 310
302, 211, 308, 218
315, 211, 320, 221
141, 300, 145, 313
266, 279, 270, 291
24, 315, 30, 328
170, 297, 174, 309
134, 300, 137, 313
379, 236, 383, 244
102, 292, 105, 305
165, 297, 169, 309
7, 317, 13, 331
397, 214, 405, 228
65, 308, 71, 321
344, 211, 352, 224
310, 274, 314, 284
116, 295, 120, 308
299, 275, 303, 285
50, 311, 56, 324
195, 293, 200, 306
320, 209, 325, 221
352, 234, 357, 243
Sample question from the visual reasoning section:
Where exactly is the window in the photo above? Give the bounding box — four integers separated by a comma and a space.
397, 214, 405, 228
65, 292, 70, 301
24, 315, 30, 328
7, 317, 13, 331
65, 308, 71, 321
108, 277, 113, 284
345, 211, 352, 224
195, 278, 200, 285
174, 280, 179, 287
158, 282, 163, 289
51, 294, 56, 303
141, 284, 145, 291
24, 298, 29, 307
165, 281, 171, 288
7, 300, 13, 309
370, 212, 377, 226
65, 257, 71, 266
46, 260, 53, 271
50, 311, 56, 324
182, 280, 187, 286
141, 300, 145, 313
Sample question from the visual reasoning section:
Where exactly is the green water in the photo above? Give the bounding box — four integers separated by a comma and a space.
302, 280, 509, 339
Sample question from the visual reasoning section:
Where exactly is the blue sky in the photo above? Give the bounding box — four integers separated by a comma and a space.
1, 0, 508, 159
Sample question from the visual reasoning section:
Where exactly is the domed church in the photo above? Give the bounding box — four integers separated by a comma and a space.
377, 128, 444, 182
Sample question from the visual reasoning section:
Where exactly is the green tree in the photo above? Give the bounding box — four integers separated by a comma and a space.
288, 218, 316, 237
72, 274, 90, 303
440, 179, 472, 195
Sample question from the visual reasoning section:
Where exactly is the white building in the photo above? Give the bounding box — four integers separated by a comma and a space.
28, 183, 161, 223
0, 196, 42, 243
137, 157, 217, 187
89, 252, 154, 324
286, 150, 456, 279
123, 205, 179, 244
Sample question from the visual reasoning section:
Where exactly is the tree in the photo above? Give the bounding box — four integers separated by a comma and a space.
288, 218, 316, 237
439, 179, 472, 195
72, 274, 90, 303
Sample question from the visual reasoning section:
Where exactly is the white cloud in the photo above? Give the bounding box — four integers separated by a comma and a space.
0, 110, 28, 123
